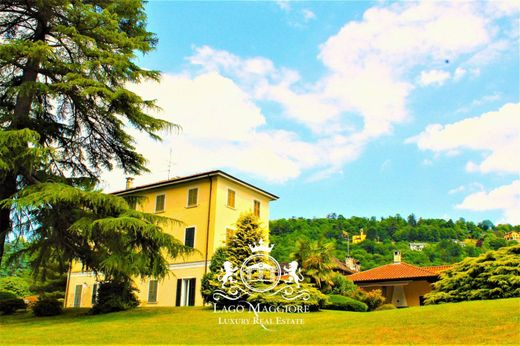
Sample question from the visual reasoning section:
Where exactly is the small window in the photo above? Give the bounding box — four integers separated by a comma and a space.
185, 227, 195, 248
253, 200, 261, 217
91, 284, 98, 305
227, 189, 236, 208
148, 280, 158, 303
155, 194, 165, 213
187, 188, 198, 207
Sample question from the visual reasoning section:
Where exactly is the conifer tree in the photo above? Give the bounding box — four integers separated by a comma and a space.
0, 0, 174, 266
227, 213, 267, 266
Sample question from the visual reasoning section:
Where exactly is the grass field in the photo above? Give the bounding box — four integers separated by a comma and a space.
1, 298, 519, 345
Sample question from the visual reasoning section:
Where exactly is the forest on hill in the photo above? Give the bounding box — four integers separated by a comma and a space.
269, 214, 519, 270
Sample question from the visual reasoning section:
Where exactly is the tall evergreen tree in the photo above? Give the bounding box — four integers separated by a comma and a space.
227, 213, 267, 266
0, 1, 173, 265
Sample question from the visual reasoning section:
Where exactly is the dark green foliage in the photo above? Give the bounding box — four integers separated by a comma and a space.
330, 274, 358, 296
0, 276, 31, 297
425, 245, 520, 304
6, 183, 193, 283
209, 247, 229, 273
0, 0, 174, 270
0, 240, 31, 278
32, 296, 62, 317
91, 279, 139, 314
0, 298, 26, 315
291, 238, 336, 290
0, 291, 17, 300
324, 294, 368, 312
375, 303, 397, 311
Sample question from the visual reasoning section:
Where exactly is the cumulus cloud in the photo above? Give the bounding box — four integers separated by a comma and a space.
408, 103, 520, 175
456, 180, 520, 225
419, 69, 451, 86
101, 1, 517, 191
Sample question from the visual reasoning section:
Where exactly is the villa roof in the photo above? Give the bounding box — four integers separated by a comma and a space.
422, 265, 452, 274
112, 170, 279, 200
348, 262, 451, 283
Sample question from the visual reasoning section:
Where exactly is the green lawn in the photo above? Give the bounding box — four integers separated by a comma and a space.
1, 298, 519, 345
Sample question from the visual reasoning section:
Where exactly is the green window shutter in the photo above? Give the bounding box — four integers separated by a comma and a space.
188, 279, 196, 306
74, 284, 82, 307
188, 188, 198, 206
155, 195, 165, 212
148, 280, 158, 303
175, 279, 182, 306
185, 227, 195, 248
91, 284, 98, 305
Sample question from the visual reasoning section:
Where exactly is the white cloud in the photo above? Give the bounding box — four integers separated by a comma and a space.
275, 1, 291, 12
408, 103, 520, 175
456, 180, 520, 224
302, 9, 316, 21
102, 1, 518, 190
419, 69, 451, 86
448, 182, 484, 195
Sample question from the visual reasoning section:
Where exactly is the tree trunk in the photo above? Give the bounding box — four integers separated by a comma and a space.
0, 174, 17, 265
0, 11, 48, 265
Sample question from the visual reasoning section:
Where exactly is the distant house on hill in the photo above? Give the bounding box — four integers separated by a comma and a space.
352, 229, 366, 244
348, 251, 450, 307
409, 242, 426, 251
504, 231, 520, 242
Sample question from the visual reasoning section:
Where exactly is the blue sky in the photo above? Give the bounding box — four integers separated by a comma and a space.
102, 1, 520, 225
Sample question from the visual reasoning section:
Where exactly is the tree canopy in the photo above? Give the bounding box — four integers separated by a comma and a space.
0, 1, 192, 285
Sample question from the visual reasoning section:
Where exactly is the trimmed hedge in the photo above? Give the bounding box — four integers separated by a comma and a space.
324, 294, 368, 312
0, 291, 18, 301
0, 298, 26, 315
32, 297, 63, 317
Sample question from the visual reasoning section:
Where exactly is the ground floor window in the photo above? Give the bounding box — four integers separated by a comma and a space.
91, 283, 99, 305
176, 278, 196, 306
73, 284, 82, 307
148, 280, 158, 303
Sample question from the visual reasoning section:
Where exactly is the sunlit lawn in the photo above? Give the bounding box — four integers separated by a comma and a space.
1, 298, 519, 345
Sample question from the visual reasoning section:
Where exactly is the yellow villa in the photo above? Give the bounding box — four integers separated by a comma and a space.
64, 170, 278, 308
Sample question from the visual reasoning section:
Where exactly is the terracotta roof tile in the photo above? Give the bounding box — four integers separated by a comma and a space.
422, 265, 452, 273
348, 262, 440, 282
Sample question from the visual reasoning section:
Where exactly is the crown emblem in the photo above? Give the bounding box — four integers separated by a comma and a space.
248, 239, 274, 253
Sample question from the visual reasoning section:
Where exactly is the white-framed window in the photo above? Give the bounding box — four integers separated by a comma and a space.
185, 227, 196, 248
186, 187, 198, 207
253, 200, 261, 217
155, 194, 165, 213
91, 283, 99, 305
148, 279, 158, 303
227, 189, 236, 208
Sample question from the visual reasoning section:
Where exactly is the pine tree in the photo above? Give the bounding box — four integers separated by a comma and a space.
227, 213, 267, 266
0, 0, 174, 264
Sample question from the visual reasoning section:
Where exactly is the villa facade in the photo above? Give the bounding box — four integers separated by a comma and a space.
64, 170, 278, 308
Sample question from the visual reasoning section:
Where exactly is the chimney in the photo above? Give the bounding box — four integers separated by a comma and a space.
393, 250, 401, 264
125, 177, 134, 190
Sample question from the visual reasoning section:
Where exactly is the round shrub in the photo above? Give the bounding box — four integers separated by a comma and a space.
32, 297, 63, 317
90, 280, 139, 314
324, 294, 368, 312
0, 291, 18, 301
0, 298, 26, 315
330, 274, 358, 296
355, 289, 386, 311
375, 303, 397, 311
